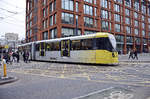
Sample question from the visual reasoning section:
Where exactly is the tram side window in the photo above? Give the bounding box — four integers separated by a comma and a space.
96, 38, 113, 52
71, 39, 93, 50
47, 42, 60, 51
71, 40, 81, 50
36, 44, 40, 51
45, 43, 51, 51
81, 39, 93, 50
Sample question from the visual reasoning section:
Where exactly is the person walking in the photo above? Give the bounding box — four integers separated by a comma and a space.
16, 51, 20, 63
128, 49, 134, 59
23, 51, 26, 62
134, 49, 138, 60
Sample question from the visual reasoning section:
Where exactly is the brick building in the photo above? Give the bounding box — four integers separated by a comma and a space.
26, 0, 150, 54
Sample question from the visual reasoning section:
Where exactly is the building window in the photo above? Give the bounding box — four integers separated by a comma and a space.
84, 17, 93, 28
142, 30, 146, 37
101, 10, 108, 19
115, 35, 124, 42
95, 8, 97, 16
101, 21, 109, 31
54, 14, 56, 24
125, 0, 131, 7
114, 4, 120, 12
114, 14, 120, 22
62, 28, 74, 37
134, 12, 138, 19
54, 0, 56, 10
43, 8, 45, 17
141, 4, 146, 14
50, 16, 53, 26
142, 15, 145, 21
62, 0, 74, 11
125, 26, 131, 34
84, 4, 93, 16
115, 24, 121, 32
49, 2, 53, 14
43, 31, 48, 40
142, 23, 145, 29
43, 0, 47, 6
125, 9, 130, 16
84, 30, 96, 35
126, 36, 133, 43
134, 20, 138, 27
61, 12, 74, 24
43, 19, 48, 29
148, 6, 150, 16
101, 0, 107, 8
134, 28, 139, 35
148, 25, 150, 30
134, 0, 139, 11
50, 28, 57, 39
76, 2, 78, 12
114, 0, 122, 4
84, 0, 92, 4
125, 17, 130, 25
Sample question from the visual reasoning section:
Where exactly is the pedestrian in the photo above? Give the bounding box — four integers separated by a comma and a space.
16, 51, 20, 63
23, 51, 26, 62
133, 49, 138, 60
128, 49, 134, 59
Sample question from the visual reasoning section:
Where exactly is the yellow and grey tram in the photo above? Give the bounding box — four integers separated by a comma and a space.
18, 32, 118, 64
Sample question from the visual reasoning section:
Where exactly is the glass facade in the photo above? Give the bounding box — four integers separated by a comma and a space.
26, 0, 150, 53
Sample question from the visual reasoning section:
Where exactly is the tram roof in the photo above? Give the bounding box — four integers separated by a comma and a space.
18, 32, 111, 46
35, 32, 110, 44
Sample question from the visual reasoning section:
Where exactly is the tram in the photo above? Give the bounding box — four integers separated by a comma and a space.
18, 32, 118, 64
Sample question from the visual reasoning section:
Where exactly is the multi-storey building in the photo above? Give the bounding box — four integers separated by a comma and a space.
26, 0, 150, 54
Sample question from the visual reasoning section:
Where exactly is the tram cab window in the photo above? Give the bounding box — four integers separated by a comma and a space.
96, 38, 113, 52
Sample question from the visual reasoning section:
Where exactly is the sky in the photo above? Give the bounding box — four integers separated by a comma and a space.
0, 0, 26, 40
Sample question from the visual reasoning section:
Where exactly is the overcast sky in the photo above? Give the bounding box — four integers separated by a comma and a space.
0, 0, 26, 40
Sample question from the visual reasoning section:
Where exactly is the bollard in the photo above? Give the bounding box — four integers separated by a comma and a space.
3, 59, 7, 77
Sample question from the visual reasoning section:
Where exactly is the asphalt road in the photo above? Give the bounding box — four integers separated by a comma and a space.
0, 61, 150, 99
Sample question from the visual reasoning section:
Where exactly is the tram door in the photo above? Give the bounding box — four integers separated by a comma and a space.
40, 42, 45, 56
61, 40, 70, 57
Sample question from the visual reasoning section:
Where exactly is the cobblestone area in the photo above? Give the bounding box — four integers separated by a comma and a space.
1, 61, 150, 88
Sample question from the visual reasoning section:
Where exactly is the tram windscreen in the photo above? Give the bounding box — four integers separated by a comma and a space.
96, 38, 114, 52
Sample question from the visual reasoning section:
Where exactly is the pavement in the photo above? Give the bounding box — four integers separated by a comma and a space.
119, 53, 150, 63
0, 52, 149, 85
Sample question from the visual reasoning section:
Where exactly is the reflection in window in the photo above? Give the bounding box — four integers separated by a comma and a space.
101, 21, 109, 31
62, 28, 74, 37
125, 26, 131, 34
101, 10, 108, 19
115, 24, 121, 32
62, 12, 74, 24
84, 4, 93, 16
84, 17, 93, 28
114, 14, 120, 22
50, 28, 57, 39
62, 0, 73, 11
101, 0, 107, 8
134, 28, 139, 35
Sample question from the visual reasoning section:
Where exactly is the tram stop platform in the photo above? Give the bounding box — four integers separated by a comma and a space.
119, 53, 150, 63
0, 76, 18, 85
